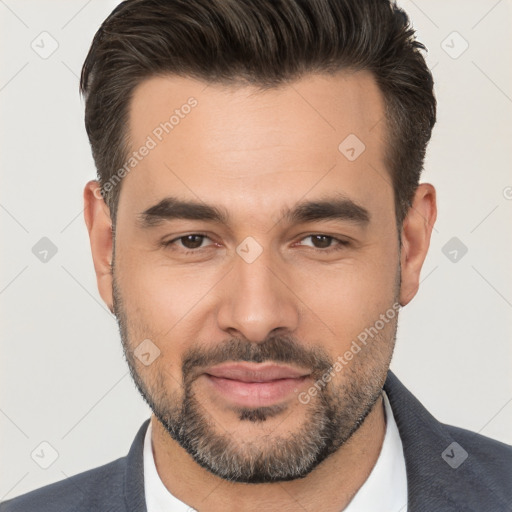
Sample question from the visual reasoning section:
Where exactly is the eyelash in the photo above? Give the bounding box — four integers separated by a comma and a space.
162, 234, 351, 254
162, 233, 215, 254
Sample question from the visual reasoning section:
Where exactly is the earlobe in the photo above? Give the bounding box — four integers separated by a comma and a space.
399, 183, 437, 306
83, 180, 114, 311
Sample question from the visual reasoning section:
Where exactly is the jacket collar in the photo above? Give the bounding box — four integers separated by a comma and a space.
384, 370, 508, 512
124, 417, 150, 512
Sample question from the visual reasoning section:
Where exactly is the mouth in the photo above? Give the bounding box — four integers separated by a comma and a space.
203, 362, 311, 408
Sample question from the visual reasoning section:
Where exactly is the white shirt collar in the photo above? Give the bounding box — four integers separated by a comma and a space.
143, 419, 193, 512
143, 390, 407, 512
343, 390, 408, 511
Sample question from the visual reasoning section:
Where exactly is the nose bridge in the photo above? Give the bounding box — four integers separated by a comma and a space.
216, 245, 299, 341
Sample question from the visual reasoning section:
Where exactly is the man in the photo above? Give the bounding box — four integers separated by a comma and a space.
1, 0, 511, 511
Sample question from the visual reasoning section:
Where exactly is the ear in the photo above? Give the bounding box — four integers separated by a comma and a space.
399, 183, 437, 306
83, 181, 114, 312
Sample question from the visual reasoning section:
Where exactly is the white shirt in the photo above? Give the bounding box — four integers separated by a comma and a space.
143, 391, 408, 512
344, 390, 408, 512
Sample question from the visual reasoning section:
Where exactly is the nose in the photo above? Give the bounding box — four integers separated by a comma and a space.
216, 246, 300, 342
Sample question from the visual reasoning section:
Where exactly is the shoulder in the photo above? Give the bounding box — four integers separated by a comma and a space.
384, 371, 512, 510
0, 456, 127, 512
0, 419, 149, 512
443, 422, 512, 484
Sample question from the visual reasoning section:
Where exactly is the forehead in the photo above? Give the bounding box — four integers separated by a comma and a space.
120, 71, 391, 225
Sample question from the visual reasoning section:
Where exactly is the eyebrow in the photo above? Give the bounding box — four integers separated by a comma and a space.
280, 195, 370, 226
138, 197, 228, 227
137, 195, 370, 228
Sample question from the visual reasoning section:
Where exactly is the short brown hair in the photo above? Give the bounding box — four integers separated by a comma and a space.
80, 0, 436, 228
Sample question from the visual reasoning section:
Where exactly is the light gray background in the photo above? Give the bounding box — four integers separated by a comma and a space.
1, 0, 511, 501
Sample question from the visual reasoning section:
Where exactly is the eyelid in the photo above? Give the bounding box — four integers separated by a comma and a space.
294, 234, 352, 251
163, 233, 215, 250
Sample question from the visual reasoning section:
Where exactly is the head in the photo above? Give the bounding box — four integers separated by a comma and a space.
82, 0, 437, 483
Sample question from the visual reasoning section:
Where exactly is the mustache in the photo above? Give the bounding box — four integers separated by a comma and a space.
182, 333, 333, 381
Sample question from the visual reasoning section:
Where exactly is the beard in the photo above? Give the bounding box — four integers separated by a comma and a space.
112, 271, 398, 484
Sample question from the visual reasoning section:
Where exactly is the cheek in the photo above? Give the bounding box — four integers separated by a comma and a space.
289, 243, 399, 349
115, 246, 224, 343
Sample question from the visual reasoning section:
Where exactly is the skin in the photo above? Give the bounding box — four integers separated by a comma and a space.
84, 71, 436, 511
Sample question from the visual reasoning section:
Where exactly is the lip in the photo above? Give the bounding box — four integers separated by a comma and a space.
203, 362, 311, 408
206, 362, 310, 382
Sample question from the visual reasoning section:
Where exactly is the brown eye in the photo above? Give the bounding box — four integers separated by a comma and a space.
296, 234, 350, 252
310, 235, 334, 248
179, 234, 206, 249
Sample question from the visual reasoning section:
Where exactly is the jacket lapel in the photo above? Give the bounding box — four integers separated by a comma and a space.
384, 371, 508, 512
124, 418, 150, 512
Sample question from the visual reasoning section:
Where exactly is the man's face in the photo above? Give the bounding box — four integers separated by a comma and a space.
112, 71, 401, 482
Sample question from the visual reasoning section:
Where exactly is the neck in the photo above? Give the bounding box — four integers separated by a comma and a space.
150, 394, 386, 512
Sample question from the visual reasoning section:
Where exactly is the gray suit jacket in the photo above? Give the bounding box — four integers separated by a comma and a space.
2, 372, 511, 511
